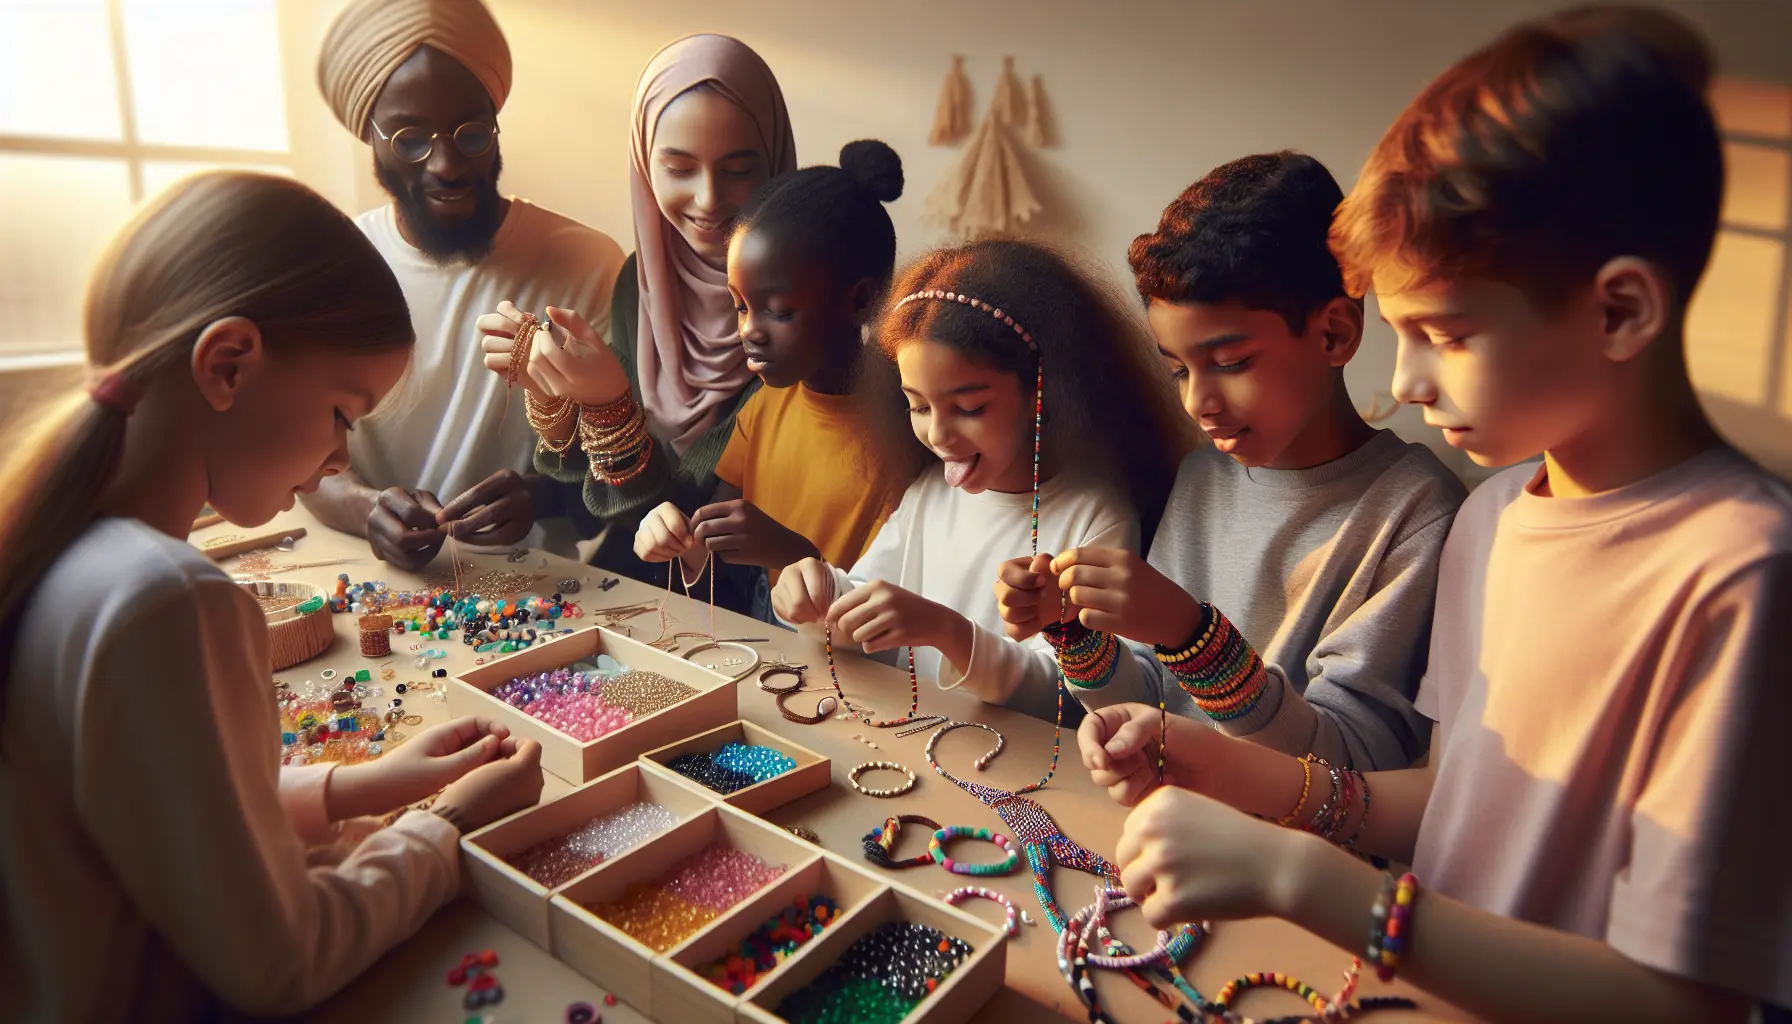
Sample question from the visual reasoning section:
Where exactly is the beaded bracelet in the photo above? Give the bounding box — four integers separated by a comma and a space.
943, 885, 1019, 936
1342, 770, 1372, 849
928, 826, 1021, 876
774, 687, 838, 725
1274, 755, 1314, 827
1368, 872, 1419, 982
757, 665, 805, 695
848, 760, 917, 797
862, 814, 942, 868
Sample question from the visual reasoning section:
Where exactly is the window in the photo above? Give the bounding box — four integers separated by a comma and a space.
1686, 77, 1792, 475
0, 0, 290, 363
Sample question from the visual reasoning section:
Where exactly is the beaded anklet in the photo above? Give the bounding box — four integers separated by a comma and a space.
1154, 603, 1270, 723
928, 826, 1020, 876
862, 814, 941, 868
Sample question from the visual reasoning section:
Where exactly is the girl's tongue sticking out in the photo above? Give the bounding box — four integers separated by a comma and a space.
942, 454, 978, 488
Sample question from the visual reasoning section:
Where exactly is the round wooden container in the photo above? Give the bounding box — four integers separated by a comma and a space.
240, 580, 334, 670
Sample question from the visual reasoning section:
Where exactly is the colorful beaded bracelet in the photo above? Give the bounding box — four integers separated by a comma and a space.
943, 885, 1019, 936
928, 826, 1020, 876
862, 814, 942, 869
1370, 872, 1419, 982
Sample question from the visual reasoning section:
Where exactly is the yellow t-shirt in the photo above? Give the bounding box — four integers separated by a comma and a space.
713, 384, 891, 582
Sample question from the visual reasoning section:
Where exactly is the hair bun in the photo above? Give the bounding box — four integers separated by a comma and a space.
839, 139, 904, 204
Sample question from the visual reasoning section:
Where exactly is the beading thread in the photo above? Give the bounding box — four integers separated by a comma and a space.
889, 286, 1061, 789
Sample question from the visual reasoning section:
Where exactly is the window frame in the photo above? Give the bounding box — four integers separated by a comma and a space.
0, 0, 293, 365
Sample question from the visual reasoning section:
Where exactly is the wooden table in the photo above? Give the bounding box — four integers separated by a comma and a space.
193, 509, 1460, 1024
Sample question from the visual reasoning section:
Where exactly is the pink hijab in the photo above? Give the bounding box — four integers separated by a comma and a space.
630, 34, 796, 453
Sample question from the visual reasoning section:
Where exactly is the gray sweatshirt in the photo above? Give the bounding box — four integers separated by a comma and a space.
1074, 430, 1466, 769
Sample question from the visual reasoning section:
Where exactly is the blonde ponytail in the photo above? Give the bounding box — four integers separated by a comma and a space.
0, 172, 413, 690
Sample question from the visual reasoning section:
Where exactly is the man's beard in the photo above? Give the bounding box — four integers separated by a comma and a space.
376, 150, 506, 265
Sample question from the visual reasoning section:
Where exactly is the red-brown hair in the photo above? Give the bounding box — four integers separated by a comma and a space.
1329, 5, 1723, 311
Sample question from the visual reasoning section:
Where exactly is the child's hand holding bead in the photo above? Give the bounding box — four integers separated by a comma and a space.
772, 558, 836, 624
993, 552, 1070, 640
1051, 547, 1202, 649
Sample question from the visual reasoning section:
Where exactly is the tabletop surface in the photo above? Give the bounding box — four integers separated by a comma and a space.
192, 509, 1461, 1024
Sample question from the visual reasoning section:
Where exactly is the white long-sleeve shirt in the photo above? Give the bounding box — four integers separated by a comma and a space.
804, 468, 1136, 720
0, 519, 460, 1022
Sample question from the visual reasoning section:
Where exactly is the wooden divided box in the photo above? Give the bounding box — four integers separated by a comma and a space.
737, 875, 1008, 1024
652, 850, 885, 1024
458, 762, 716, 949
447, 625, 737, 783
640, 720, 831, 816
548, 803, 817, 1015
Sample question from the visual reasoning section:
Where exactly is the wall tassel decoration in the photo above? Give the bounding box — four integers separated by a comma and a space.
929, 54, 973, 146
1025, 74, 1057, 148
925, 55, 1044, 238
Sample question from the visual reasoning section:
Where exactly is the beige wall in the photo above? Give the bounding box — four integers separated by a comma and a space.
26, 0, 1792, 485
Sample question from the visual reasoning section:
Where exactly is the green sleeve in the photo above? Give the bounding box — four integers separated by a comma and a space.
536, 254, 760, 525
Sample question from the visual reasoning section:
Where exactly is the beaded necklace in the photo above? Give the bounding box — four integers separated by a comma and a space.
922, 721, 1197, 958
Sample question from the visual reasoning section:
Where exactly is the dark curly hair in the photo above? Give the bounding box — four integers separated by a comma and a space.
1128, 151, 1350, 334
733, 139, 904, 290
857, 238, 1191, 533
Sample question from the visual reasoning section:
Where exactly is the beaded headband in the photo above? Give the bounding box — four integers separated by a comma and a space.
893, 289, 1037, 351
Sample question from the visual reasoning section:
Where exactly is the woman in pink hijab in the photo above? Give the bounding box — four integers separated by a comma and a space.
481, 34, 794, 601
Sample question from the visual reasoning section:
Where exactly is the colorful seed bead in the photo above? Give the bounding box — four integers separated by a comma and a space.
928, 826, 1020, 876
698, 893, 840, 995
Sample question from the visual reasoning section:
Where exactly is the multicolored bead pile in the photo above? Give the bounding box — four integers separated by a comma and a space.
488, 661, 696, 742
699, 894, 840, 994
275, 671, 417, 766
503, 801, 681, 888
324, 575, 583, 657
667, 742, 796, 795
774, 921, 974, 1024
589, 843, 787, 952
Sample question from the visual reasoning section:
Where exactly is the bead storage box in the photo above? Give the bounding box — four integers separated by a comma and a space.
460, 762, 716, 949
738, 883, 1006, 1024
641, 720, 832, 817
653, 852, 884, 1024
548, 803, 812, 1013
447, 625, 737, 783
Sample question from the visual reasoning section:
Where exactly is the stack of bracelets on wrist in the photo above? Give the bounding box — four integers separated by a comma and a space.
525, 390, 577, 454
1366, 871, 1419, 982
578, 394, 653, 485
1268, 753, 1372, 850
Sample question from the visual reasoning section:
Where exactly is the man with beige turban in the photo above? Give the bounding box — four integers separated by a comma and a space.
304, 0, 625, 567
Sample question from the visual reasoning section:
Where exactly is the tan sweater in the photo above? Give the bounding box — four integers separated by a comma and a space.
1, 519, 459, 1022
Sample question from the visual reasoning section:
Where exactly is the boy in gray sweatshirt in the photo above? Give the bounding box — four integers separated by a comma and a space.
996, 152, 1465, 770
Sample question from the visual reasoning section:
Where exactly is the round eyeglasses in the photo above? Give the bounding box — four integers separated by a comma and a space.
369, 119, 499, 164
